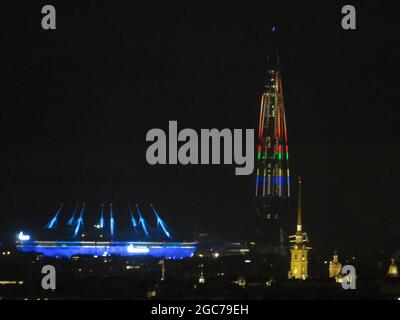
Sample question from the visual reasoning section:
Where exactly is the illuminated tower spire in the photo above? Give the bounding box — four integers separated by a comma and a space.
255, 51, 291, 249
288, 176, 310, 280
296, 177, 302, 235
387, 257, 399, 278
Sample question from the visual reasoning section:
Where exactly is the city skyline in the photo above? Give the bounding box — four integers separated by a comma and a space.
1, 1, 400, 256
1, 1, 400, 303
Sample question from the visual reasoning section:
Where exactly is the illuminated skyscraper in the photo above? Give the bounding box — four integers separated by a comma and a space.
288, 176, 310, 280
255, 54, 291, 249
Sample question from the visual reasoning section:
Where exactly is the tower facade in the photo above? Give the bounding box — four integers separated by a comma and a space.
288, 177, 310, 280
255, 55, 291, 248
329, 251, 342, 279
387, 258, 399, 278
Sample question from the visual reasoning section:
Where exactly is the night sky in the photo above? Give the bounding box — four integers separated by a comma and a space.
1, 1, 400, 254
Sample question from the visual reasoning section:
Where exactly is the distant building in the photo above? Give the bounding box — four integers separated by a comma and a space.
16, 203, 198, 259
329, 251, 342, 279
288, 177, 310, 280
387, 258, 399, 278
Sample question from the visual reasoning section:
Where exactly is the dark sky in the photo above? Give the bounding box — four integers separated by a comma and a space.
1, 1, 400, 253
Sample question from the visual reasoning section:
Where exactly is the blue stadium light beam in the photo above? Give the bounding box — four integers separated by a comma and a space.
150, 204, 172, 239
98, 203, 105, 229
135, 204, 149, 238
110, 203, 115, 238
128, 204, 138, 229
73, 203, 85, 238
67, 203, 79, 226
44, 203, 63, 229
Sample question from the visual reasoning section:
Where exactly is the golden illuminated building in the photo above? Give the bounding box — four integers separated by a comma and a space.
387, 258, 398, 278
288, 176, 310, 280
329, 251, 342, 279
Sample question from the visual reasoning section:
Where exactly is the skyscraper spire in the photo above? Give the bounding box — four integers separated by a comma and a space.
255, 51, 291, 250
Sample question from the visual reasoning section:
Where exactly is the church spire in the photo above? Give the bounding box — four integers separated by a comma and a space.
387, 257, 399, 278
288, 176, 310, 280
296, 176, 302, 235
